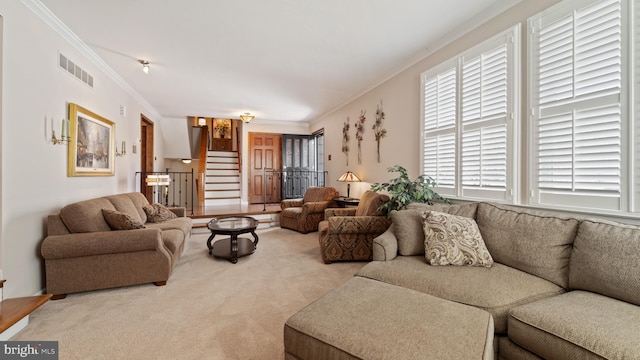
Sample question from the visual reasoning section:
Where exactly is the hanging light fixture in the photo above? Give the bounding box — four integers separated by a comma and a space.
240, 112, 255, 123
138, 60, 150, 74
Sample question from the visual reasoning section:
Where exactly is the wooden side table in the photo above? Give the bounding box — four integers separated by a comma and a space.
334, 196, 360, 208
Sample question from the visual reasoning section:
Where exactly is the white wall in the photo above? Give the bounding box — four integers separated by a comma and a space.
310, 0, 562, 200
161, 117, 191, 160
0, 1, 165, 297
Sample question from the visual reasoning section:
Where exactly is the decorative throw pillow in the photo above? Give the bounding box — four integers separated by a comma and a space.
421, 211, 493, 268
143, 203, 178, 223
102, 209, 146, 230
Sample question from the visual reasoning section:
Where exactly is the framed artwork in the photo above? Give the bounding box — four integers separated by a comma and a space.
67, 103, 115, 176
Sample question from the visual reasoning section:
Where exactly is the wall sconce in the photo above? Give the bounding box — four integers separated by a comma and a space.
181, 159, 192, 164
198, 118, 206, 126
116, 140, 127, 157
240, 112, 255, 123
138, 60, 150, 74
51, 117, 70, 145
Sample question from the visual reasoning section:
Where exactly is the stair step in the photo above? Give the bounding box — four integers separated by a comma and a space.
0, 295, 52, 334
204, 198, 242, 206
207, 157, 238, 164
206, 169, 239, 176
208, 151, 237, 157
205, 183, 240, 191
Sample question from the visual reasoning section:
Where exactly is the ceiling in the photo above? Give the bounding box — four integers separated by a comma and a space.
38, 0, 520, 123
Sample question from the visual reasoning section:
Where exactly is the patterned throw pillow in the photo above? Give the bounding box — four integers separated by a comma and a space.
421, 211, 493, 268
102, 209, 146, 230
143, 203, 178, 223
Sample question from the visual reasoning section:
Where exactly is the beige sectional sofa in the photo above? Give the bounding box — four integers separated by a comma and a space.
41, 192, 192, 299
285, 201, 640, 359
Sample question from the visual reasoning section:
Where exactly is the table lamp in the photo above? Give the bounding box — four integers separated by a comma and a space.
337, 171, 361, 199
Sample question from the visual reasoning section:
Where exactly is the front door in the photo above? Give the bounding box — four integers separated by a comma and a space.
248, 133, 282, 204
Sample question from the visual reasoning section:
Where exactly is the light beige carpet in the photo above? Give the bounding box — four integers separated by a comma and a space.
13, 228, 366, 360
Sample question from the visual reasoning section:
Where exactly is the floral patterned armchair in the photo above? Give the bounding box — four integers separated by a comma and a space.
280, 187, 339, 234
318, 190, 392, 264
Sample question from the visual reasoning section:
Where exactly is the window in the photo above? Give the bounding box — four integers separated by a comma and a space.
529, 0, 627, 212
421, 26, 519, 202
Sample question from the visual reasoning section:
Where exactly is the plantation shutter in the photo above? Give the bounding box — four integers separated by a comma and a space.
531, 0, 622, 210
423, 66, 457, 191
461, 43, 510, 199
421, 26, 518, 201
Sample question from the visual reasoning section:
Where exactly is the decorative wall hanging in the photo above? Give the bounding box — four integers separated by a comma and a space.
342, 117, 350, 166
68, 103, 115, 176
373, 100, 387, 163
355, 109, 366, 164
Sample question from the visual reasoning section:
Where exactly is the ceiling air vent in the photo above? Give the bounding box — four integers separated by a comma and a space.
58, 52, 94, 88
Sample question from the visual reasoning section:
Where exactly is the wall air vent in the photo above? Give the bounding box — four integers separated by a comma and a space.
58, 52, 94, 88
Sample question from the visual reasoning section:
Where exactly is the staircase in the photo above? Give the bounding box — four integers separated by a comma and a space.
204, 151, 241, 206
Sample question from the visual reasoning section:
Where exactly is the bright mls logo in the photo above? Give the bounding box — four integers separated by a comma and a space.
1, 341, 58, 359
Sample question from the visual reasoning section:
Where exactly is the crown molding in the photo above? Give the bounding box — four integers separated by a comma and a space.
22, 0, 161, 120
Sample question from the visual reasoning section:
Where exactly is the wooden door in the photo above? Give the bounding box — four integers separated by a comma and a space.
140, 115, 154, 203
249, 133, 282, 204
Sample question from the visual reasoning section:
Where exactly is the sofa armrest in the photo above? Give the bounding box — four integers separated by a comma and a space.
168, 207, 186, 217
301, 201, 332, 215
326, 216, 391, 235
372, 225, 398, 261
324, 207, 357, 219
281, 199, 303, 210
41, 228, 164, 260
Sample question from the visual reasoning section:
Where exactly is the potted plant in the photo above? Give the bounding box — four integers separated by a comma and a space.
371, 165, 450, 214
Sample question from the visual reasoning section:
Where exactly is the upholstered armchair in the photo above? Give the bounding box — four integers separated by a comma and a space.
318, 190, 392, 264
280, 187, 339, 234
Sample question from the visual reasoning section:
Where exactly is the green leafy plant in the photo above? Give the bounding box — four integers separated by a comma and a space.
371, 165, 450, 214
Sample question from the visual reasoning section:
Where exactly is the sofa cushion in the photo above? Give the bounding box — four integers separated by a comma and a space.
102, 209, 145, 230
59, 198, 115, 233
104, 194, 144, 224
476, 202, 578, 288
392, 202, 478, 256
570, 219, 640, 306
421, 211, 493, 267
285, 276, 495, 360
122, 192, 151, 223
145, 217, 193, 239
357, 256, 564, 333
508, 291, 640, 360
143, 203, 178, 223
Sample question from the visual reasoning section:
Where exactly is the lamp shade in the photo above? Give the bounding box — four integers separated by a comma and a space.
337, 171, 361, 182
146, 174, 171, 186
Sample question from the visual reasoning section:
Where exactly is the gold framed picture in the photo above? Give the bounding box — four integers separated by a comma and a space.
67, 103, 115, 177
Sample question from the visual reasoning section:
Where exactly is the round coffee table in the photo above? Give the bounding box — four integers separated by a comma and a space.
206, 216, 259, 264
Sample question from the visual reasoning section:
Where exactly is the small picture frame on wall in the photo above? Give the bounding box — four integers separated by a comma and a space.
67, 103, 115, 177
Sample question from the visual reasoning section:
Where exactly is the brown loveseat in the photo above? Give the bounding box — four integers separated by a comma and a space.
41, 192, 192, 299
285, 202, 640, 359
280, 187, 339, 233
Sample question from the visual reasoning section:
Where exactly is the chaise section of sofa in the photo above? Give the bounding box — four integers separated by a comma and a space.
41, 192, 192, 298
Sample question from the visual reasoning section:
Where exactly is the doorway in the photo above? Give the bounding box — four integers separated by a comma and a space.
140, 115, 154, 203
282, 130, 325, 199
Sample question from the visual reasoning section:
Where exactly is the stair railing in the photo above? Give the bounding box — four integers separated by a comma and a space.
136, 169, 195, 215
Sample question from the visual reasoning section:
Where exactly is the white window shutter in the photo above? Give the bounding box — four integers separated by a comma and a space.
531, 0, 623, 211
423, 66, 457, 191
461, 44, 509, 194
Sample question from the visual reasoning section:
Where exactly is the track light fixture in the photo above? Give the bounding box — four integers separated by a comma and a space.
138, 60, 150, 74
